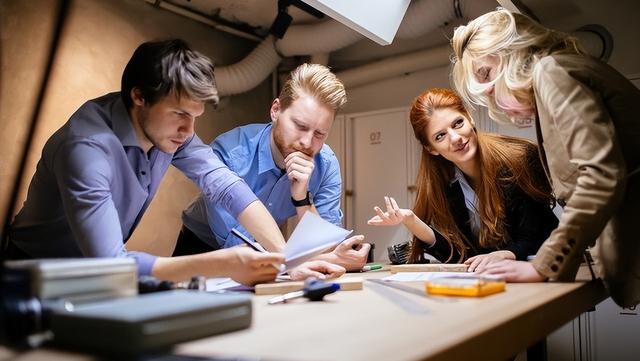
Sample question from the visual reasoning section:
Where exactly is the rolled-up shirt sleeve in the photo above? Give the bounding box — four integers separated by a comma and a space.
126, 251, 156, 276
53, 139, 157, 275
172, 134, 258, 218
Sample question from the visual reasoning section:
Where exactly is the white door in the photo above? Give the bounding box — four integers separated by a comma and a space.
345, 108, 420, 261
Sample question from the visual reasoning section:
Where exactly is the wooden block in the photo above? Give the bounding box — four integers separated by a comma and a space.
255, 276, 363, 295
332, 277, 363, 291
390, 264, 468, 273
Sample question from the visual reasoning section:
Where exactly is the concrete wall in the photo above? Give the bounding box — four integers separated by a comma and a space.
0, 0, 272, 256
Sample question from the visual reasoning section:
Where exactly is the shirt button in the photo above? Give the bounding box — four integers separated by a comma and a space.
141, 171, 147, 175
268, 203, 272, 207
555, 255, 564, 262
568, 239, 576, 246
562, 247, 571, 255
551, 264, 559, 272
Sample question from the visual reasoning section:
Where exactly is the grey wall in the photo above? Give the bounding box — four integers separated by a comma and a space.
342, 64, 452, 114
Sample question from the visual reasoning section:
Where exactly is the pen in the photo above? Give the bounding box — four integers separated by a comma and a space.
230, 228, 283, 272
361, 264, 383, 272
230, 228, 267, 252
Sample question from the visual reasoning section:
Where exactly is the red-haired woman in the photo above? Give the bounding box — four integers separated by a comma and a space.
368, 88, 558, 272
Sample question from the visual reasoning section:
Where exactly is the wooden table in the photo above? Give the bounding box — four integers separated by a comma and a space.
178, 268, 606, 361
0, 268, 607, 361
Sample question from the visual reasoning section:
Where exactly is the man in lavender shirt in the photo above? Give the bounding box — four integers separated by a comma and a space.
7, 39, 343, 285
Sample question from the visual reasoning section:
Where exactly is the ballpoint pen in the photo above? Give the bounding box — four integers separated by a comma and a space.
230, 228, 284, 272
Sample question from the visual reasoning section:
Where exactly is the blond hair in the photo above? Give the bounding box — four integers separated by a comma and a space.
278, 63, 347, 113
451, 9, 583, 124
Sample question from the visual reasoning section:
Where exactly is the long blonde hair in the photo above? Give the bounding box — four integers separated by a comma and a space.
451, 9, 583, 124
408, 88, 554, 263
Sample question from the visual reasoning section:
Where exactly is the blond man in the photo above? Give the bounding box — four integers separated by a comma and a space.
176, 63, 370, 271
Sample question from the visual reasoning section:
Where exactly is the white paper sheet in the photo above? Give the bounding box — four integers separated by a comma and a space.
205, 277, 242, 292
284, 211, 352, 270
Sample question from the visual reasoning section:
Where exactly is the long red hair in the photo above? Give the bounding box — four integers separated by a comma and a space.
408, 88, 554, 262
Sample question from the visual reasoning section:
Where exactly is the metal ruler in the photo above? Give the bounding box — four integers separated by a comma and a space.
366, 278, 456, 315
367, 278, 428, 297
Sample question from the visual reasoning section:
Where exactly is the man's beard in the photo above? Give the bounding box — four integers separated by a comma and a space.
273, 126, 313, 158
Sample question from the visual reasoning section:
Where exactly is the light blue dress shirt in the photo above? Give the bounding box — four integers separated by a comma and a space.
451, 167, 481, 236
9, 93, 257, 275
182, 123, 343, 248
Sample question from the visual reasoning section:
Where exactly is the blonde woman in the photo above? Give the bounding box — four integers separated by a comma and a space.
451, 9, 640, 307
368, 88, 557, 272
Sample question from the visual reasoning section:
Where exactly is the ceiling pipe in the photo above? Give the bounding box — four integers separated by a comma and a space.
276, 19, 363, 56
336, 44, 452, 89
573, 24, 614, 62
309, 53, 330, 66
276, 0, 465, 57
396, 0, 458, 39
215, 0, 489, 96
215, 36, 282, 96
145, 0, 262, 42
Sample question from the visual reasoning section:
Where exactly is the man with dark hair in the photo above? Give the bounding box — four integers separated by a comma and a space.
7, 39, 343, 285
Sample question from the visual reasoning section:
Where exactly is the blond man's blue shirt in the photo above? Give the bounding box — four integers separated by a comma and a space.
182, 123, 343, 247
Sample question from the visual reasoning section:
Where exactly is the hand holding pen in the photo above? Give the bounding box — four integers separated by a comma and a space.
214, 246, 284, 286
231, 228, 286, 273
230, 228, 347, 282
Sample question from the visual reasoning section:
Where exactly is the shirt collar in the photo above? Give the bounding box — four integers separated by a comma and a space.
257, 123, 281, 175
451, 166, 481, 235
111, 94, 141, 148
450, 166, 466, 185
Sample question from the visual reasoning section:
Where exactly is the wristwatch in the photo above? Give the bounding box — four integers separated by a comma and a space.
291, 191, 312, 207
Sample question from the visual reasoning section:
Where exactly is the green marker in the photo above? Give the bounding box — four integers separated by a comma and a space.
361, 264, 383, 272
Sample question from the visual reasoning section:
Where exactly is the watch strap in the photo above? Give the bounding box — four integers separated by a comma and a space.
291, 191, 312, 207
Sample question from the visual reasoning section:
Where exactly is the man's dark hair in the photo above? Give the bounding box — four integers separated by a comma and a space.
121, 39, 219, 109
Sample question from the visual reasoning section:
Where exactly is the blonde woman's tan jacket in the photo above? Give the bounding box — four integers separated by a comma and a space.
531, 53, 640, 308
